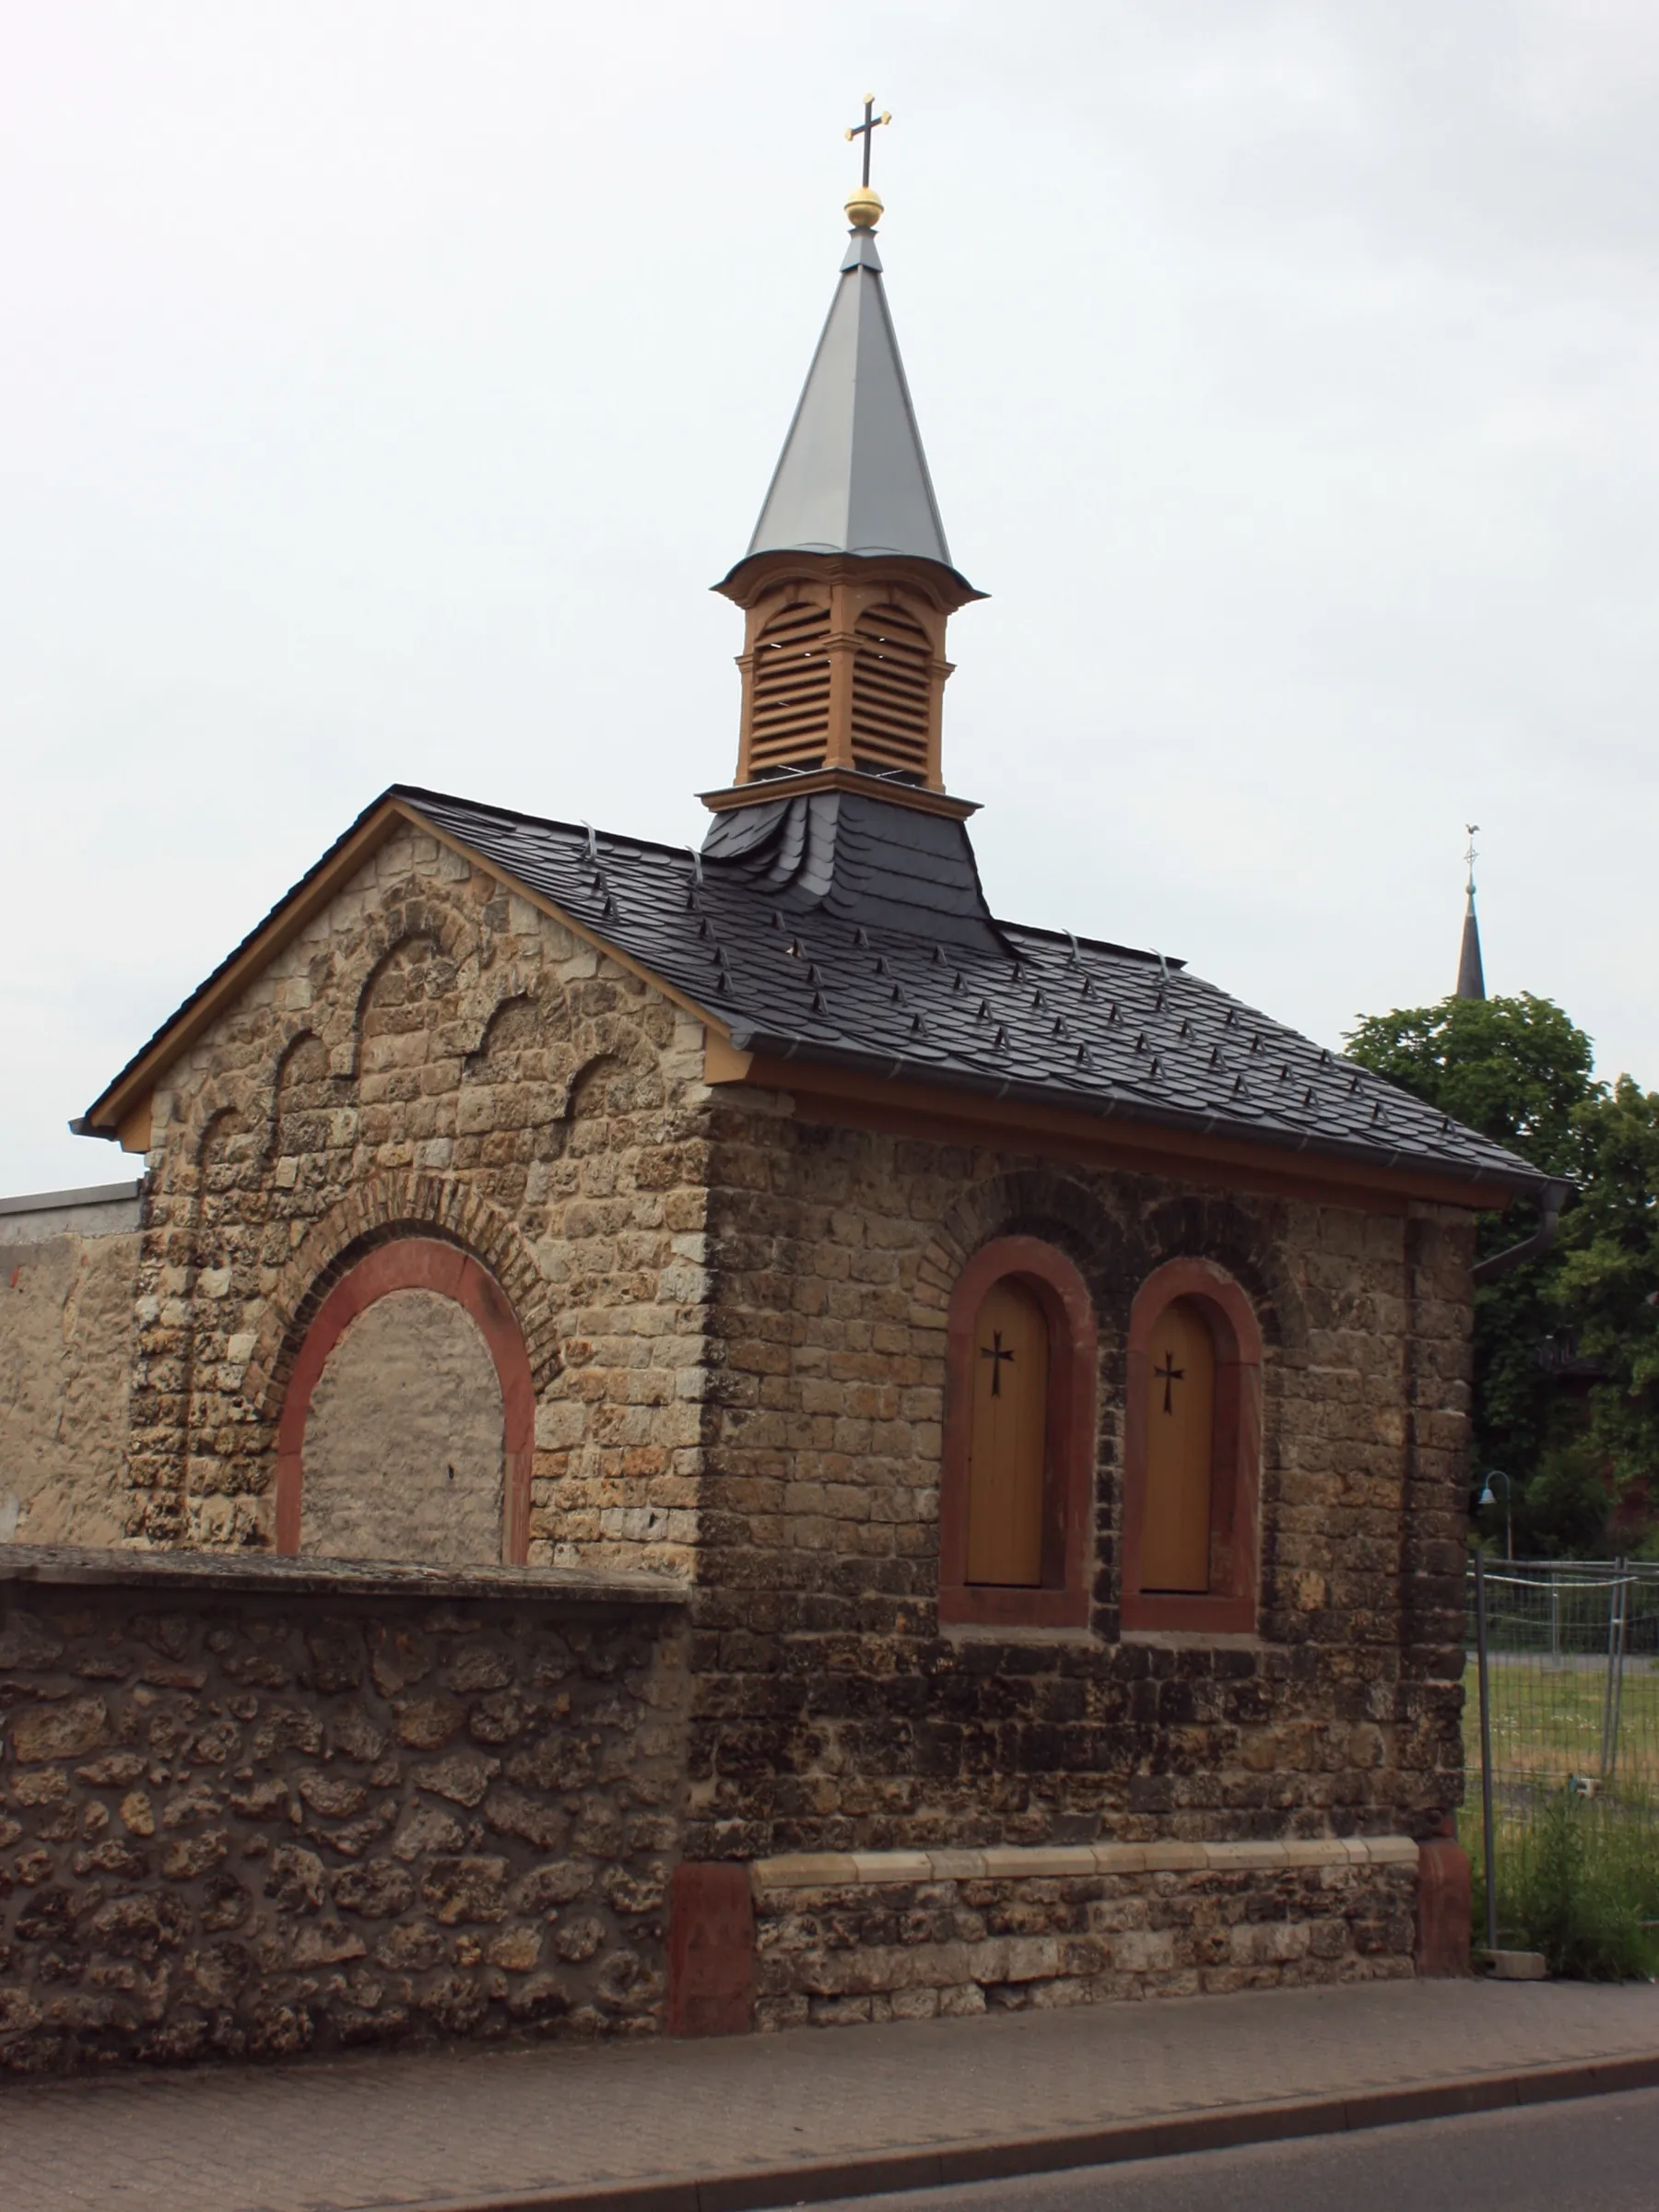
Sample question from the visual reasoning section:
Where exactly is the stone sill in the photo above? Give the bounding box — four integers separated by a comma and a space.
0, 1542, 690, 1609
752, 1835, 1421, 1892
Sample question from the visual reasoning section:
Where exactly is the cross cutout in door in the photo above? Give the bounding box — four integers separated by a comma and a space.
980, 1331, 1016, 1397
1153, 1351, 1184, 1414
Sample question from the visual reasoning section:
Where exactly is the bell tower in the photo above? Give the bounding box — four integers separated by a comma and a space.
708, 112, 982, 812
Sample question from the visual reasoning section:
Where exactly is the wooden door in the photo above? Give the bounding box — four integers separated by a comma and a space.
1140, 1297, 1215, 1593
965, 1277, 1049, 1585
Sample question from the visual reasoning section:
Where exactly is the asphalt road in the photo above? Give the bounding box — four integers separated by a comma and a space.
823, 2088, 1659, 2212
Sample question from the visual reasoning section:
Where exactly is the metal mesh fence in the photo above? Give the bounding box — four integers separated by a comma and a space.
1463, 1557, 1659, 1959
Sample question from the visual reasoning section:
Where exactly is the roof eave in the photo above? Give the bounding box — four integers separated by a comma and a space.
720, 1025, 1547, 1206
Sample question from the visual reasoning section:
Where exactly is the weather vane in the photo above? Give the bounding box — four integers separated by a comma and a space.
1464, 823, 1479, 896
845, 94, 891, 191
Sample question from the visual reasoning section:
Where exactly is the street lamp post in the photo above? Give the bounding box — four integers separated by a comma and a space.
1479, 1471, 1513, 1563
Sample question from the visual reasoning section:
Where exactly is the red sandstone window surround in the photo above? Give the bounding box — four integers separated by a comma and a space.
938, 1237, 1098, 1630
1121, 1257, 1263, 1634
275, 1236, 534, 1562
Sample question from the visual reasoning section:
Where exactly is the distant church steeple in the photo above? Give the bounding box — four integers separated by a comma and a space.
711, 102, 982, 805
1456, 824, 1486, 1000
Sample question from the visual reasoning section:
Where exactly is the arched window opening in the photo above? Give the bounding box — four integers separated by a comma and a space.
941, 1238, 1097, 1630
1123, 1261, 1263, 1634
965, 1277, 1050, 1586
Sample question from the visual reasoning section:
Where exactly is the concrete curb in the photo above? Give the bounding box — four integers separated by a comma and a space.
384, 2051, 1659, 2212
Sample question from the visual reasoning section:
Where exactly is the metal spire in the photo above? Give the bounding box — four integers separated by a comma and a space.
734, 100, 968, 582
1456, 823, 1487, 1000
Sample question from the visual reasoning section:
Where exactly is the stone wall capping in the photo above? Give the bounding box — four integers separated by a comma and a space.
0, 1540, 689, 1608
925, 1849, 989, 1879
852, 1849, 932, 1884
1278, 1838, 1359, 1868
751, 1853, 860, 1892
749, 1836, 1420, 1892
979, 1846, 1088, 1879
1091, 1843, 1150, 1875
1204, 1839, 1300, 1870
1366, 1834, 1423, 1866
1140, 1841, 1211, 1873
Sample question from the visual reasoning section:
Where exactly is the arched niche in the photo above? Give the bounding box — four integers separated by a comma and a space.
275, 1237, 534, 1564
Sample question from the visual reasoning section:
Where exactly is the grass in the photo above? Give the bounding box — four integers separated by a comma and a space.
1466, 1796, 1659, 1980
1461, 1652, 1659, 1792
1460, 1651, 1659, 1979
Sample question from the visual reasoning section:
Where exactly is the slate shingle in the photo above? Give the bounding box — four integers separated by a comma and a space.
401, 784, 1544, 1198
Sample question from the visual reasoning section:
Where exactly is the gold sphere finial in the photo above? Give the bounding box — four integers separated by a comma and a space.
845, 184, 884, 229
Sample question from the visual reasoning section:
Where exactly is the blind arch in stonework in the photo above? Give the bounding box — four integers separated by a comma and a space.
274, 1237, 535, 1564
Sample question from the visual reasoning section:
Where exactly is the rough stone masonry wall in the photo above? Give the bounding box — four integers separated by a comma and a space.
689, 1095, 1475, 1882
0, 1558, 688, 2074
124, 823, 712, 1572
1, 1230, 138, 1548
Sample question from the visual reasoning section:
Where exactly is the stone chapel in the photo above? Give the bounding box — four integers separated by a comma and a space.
0, 164, 1546, 2067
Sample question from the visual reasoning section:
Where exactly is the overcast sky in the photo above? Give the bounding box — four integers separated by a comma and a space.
5, 1, 1656, 1194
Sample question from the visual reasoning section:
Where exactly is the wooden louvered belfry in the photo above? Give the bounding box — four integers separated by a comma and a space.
747, 599, 834, 776
851, 602, 933, 776
724, 556, 965, 791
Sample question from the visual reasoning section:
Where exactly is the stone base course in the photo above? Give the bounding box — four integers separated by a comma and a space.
754, 1836, 1421, 1887
752, 1837, 1418, 2030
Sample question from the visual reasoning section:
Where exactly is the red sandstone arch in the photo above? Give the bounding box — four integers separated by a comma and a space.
275, 1237, 534, 1562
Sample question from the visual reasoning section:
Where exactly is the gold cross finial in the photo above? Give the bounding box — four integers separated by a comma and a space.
843, 93, 891, 229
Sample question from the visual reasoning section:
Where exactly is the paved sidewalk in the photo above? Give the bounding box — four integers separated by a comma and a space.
5, 1979, 1659, 2212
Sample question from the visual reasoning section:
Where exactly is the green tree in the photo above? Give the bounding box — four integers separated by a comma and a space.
1555, 1077, 1659, 1516
1344, 994, 1594, 1179
1342, 994, 1659, 1553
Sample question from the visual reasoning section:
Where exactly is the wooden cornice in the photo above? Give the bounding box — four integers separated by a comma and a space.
714, 547, 984, 615
701, 1039, 1513, 1218
700, 766, 980, 820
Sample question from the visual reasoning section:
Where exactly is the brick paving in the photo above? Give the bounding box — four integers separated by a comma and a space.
5, 1980, 1658, 2212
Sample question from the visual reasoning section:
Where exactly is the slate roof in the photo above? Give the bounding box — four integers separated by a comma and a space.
400, 783, 1546, 1197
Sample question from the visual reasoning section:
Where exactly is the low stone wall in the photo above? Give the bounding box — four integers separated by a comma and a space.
0, 1199, 141, 1547
0, 1547, 688, 2073
751, 1839, 1420, 2030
